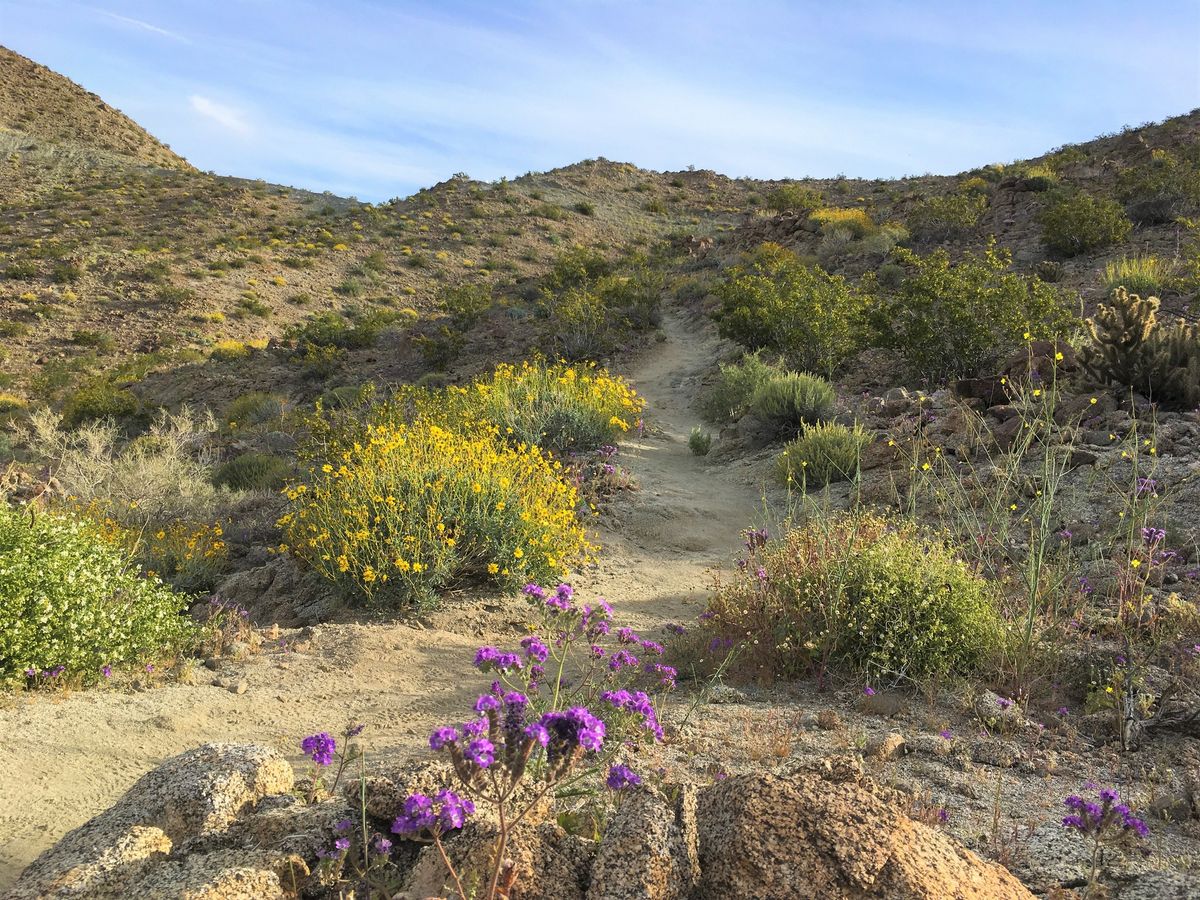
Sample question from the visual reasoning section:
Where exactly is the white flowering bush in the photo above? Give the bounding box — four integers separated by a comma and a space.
0, 506, 195, 686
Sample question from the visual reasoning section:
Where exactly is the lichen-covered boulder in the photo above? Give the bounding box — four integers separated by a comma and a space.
586, 784, 700, 900
11, 743, 294, 899
695, 771, 1033, 899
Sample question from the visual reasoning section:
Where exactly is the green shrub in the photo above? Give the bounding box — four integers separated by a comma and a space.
225, 391, 286, 428
750, 371, 835, 431
286, 308, 402, 350
1015, 164, 1058, 192
870, 241, 1079, 380
212, 452, 292, 492
438, 283, 493, 329
714, 242, 870, 375
1100, 255, 1178, 297
1116, 148, 1200, 224
70, 330, 115, 351
0, 506, 195, 684
777, 421, 872, 487
697, 512, 1002, 682
0, 320, 30, 338
574, 201, 596, 216
542, 246, 612, 293
688, 426, 712, 456
60, 379, 138, 427
907, 192, 987, 241
701, 351, 784, 423
766, 184, 823, 213
1037, 192, 1132, 257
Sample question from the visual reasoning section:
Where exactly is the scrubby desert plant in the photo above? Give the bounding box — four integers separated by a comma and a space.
212, 452, 293, 492
699, 512, 1002, 682
281, 418, 593, 607
59, 378, 138, 427
766, 184, 823, 213
1116, 147, 1200, 224
224, 392, 287, 429
809, 207, 877, 238
0, 506, 195, 685
749, 371, 835, 432
688, 426, 712, 456
1079, 287, 1200, 404
870, 241, 1078, 380
1100, 255, 1178, 298
907, 192, 987, 241
714, 242, 870, 375
1038, 192, 1132, 257
700, 351, 785, 423
777, 421, 872, 487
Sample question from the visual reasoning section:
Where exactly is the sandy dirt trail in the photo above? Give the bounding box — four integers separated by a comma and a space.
0, 308, 767, 887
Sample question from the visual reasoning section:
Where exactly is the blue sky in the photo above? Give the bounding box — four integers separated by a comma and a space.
3, 1, 1198, 201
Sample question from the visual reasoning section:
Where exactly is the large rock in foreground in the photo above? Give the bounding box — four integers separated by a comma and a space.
696, 771, 1033, 899
10, 743, 296, 899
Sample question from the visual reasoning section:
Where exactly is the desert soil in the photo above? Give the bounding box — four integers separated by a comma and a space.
0, 309, 766, 888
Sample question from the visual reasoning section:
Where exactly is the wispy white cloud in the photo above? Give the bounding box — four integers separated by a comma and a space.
189, 95, 251, 135
93, 7, 189, 42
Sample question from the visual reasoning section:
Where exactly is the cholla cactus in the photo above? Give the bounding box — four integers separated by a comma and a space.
1080, 287, 1200, 404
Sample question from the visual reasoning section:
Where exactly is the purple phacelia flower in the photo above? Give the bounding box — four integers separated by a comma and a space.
465, 737, 495, 768
301, 732, 336, 766
520, 635, 550, 663
429, 725, 459, 750
606, 763, 642, 790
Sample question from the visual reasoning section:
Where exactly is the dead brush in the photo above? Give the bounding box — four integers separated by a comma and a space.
740, 709, 803, 762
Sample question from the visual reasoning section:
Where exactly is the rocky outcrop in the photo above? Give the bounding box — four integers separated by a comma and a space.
695, 772, 1034, 900
14, 746, 1038, 900
10, 743, 295, 899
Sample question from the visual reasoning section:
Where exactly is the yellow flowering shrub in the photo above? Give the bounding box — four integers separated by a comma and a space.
468, 360, 644, 453
808, 207, 877, 238
281, 419, 593, 606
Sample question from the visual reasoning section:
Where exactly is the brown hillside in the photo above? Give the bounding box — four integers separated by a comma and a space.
0, 45, 189, 170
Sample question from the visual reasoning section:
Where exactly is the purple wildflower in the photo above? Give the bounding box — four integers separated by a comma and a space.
101, 665, 112, 678
301, 732, 336, 766
429, 726, 459, 751
606, 764, 642, 791
863, 685, 876, 697
465, 738, 495, 768
520, 635, 550, 662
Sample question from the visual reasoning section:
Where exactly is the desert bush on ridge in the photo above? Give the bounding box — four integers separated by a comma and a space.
714, 242, 870, 375
1038, 191, 1132, 257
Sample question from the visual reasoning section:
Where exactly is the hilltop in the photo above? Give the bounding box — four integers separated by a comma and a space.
0, 45, 189, 170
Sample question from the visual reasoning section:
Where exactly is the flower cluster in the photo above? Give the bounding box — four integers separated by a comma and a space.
391, 789, 477, 836
1062, 787, 1150, 846
301, 731, 337, 766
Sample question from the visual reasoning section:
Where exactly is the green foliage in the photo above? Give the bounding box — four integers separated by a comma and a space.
714, 242, 870, 375
0, 506, 194, 684
777, 421, 872, 487
1079, 288, 1200, 405
60, 379, 138, 427
1100, 255, 1178, 298
1037, 192, 1132, 257
224, 392, 286, 429
542, 246, 612, 294
438, 282, 493, 329
766, 184, 823, 213
907, 192, 987, 241
871, 241, 1079, 380
212, 452, 293, 492
688, 426, 712, 456
286, 308, 404, 350
1116, 148, 1200, 224
0, 320, 30, 338
700, 512, 1002, 682
1014, 164, 1059, 192
750, 371, 835, 431
700, 351, 785, 423
573, 201, 595, 216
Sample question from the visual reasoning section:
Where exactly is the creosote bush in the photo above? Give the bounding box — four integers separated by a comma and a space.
0, 505, 195, 685
212, 451, 293, 492
714, 242, 869, 375
699, 512, 1002, 682
871, 240, 1078, 380
777, 421, 872, 488
907, 191, 987, 241
1037, 191, 1132, 257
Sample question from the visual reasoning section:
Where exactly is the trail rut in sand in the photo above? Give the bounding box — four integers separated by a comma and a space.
0, 308, 767, 887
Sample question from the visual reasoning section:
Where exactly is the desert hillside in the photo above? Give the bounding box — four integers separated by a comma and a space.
2, 44, 1199, 900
